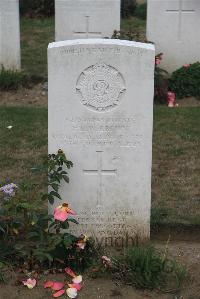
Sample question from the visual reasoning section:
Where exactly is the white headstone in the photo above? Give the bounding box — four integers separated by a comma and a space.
48, 39, 155, 246
55, 0, 120, 41
0, 0, 21, 70
147, 0, 200, 72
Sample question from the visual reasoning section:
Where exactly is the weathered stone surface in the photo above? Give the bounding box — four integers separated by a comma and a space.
55, 0, 120, 41
48, 39, 155, 246
147, 0, 200, 72
0, 0, 21, 70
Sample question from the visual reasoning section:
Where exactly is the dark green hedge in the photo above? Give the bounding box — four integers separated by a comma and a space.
169, 62, 200, 99
121, 0, 137, 18
19, 0, 54, 17
133, 3, 147, 20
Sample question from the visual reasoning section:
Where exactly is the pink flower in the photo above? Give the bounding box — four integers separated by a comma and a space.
155, 53, 163, 65
22, 278, 37, 289
53, 289, 65, 297
155, 58, 161, 65
167, 91, 176, 107
54, 203, 76, 222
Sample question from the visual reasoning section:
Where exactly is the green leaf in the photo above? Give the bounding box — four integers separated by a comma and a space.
63, 176, 69, 183
63, 235, 74, 247
68, 218, 79, 225
16, 202, 31, 209
48, 195, 54, 205
50, 191, 61, 199
61, 171, 68, 175
61, 221, 69, 229
34, 251, 53, 262
51, 183, 59, 191
27, 232, 39, 239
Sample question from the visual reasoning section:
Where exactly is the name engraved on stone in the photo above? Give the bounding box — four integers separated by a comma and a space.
53, 116, 142, 147
83, 151, 117, 207
76, 63, 126, 112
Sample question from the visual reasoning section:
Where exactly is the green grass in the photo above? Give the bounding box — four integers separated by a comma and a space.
152, 107, 200, 225
115, 245, 187, 291
21, 18, 54, 78
0, 106, 199, 225
0, 107, 47, 183
121, 16, 146, 32
0, 68, 27, 91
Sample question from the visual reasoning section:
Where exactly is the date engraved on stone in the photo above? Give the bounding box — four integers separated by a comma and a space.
76, 63, 126, 112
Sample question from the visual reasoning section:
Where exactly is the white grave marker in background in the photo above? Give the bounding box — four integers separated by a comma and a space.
55, 0, 120, 41
48, 39, 155, 246
147, 0, 200, 72
0, 0, 21, 70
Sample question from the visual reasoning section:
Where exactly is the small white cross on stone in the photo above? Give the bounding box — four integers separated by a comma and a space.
83, 151, 117, 207
166, 0, 195, 41
73, 16, 102, 38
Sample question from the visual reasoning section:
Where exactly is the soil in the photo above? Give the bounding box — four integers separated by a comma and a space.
177, 97, 200, 107
0, 238, 200, 299
0, 84, 48, 107
0, 84, 200, 108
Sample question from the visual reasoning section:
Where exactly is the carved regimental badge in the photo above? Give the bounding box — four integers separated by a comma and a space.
76, 63, 126, 112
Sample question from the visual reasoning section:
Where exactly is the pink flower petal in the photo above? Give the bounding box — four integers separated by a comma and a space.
67, 208, 76, 215
66, 288, 77, 298
52, 282, 65, 291
68, 283, 82, 291
22, 278, 37, 289
53, 289, 65, 297
54, 208, 68, 222
65, 267, 76, 278
102, 256, 111, 262
44, 280, 54, 288
72, 275, 82, 284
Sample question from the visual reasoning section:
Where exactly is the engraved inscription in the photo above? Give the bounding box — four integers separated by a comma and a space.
69, 208, 148, 242
76, 63, 126, 112
54, 117, 143, 147
60, 46, 147, 57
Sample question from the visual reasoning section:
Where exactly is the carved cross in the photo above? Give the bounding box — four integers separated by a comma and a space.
83, 151, 117, 207
73, 16, 102, 38
166, 0, 195, 41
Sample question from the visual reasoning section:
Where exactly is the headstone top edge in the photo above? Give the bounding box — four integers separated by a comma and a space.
0, 0, 19, 2
48, 39, 155, 51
